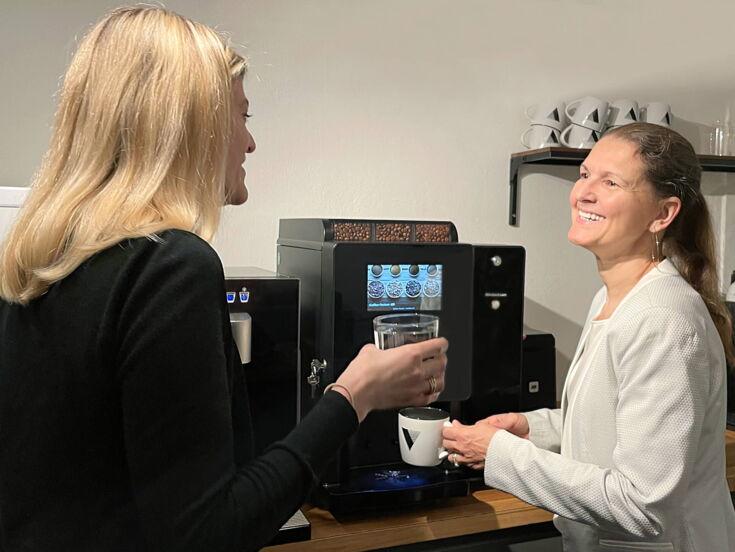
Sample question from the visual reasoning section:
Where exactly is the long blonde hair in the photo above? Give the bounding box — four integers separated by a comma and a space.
0, 6, 247, 304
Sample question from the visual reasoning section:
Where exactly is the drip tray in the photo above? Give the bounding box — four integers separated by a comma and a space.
318, 463, 479, 514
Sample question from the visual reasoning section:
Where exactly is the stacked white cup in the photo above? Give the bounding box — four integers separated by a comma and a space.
606, 99, 640, 131
640, 102, 672, 128
561, 96, 608, 149
521, 100, 567, 149
524, 97, 674, 150
606, 101, 672, 134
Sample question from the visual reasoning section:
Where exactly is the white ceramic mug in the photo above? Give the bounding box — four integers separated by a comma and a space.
525, 100, 567, 130
565, 96, 609, 132
520, 124, 562, 149
641, 102, 672, 127
608, 99, 639, 127
561, 123, 601, 149
398, 407, 451, 467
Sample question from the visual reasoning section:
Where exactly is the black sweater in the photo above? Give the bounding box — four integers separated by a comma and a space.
0, 230, 358, 551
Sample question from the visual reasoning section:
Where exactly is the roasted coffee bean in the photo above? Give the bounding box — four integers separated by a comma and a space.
375, 223, 410, 242
334, 222, 371, 241
415, 224, 450, 243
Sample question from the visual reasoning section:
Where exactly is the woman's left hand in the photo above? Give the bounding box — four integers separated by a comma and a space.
442, 420, 501, 470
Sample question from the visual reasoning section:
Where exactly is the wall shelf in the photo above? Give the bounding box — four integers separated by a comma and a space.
508, 147, 735, 226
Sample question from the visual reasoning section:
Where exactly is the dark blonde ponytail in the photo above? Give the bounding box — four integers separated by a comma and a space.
608, 123, 734, 366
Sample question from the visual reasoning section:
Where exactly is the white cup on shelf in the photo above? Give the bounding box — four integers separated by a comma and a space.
640, 102, 672, 127
560, 123, 601, 149
525, 101, 567, 131
521, 124, 562, 149
608, 99, 640, 127
565, 96, 610, 132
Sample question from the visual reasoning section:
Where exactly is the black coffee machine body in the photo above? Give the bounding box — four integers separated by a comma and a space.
224, 267, 300, 456
276, 219, 537, 513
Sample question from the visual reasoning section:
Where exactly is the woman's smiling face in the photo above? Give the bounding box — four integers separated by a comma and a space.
224, 78, 256, 206
568, 136, 662, 262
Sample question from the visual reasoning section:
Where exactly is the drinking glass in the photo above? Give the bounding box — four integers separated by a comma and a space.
373, 313, 439, 350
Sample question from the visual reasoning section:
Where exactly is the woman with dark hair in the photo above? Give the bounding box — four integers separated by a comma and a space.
444, 123, 735, 551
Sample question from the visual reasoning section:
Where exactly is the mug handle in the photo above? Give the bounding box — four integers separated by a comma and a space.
560, 125, 573, 148
438, 420, 453, 461
524, 104, 537, 121
603, 106, 612, 125
520, 127, 533, 149
565, 99, 582, 120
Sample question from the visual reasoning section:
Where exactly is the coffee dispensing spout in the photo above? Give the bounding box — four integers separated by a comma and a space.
230, 312, 252, 364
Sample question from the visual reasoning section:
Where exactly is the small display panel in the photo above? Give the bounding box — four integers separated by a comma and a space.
366, 264, 443, 312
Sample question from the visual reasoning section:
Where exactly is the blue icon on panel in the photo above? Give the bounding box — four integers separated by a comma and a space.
226, 292, 236, 303
239, 291, 250, 303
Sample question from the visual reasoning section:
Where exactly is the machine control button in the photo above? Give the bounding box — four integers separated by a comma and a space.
490, 299, 501, 310
491, 255, 502, 267
226, 292, 236, 303
528, 381, 539, 393
239, 291, 250, 303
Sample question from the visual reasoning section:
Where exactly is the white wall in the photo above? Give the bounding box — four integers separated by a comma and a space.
0, 188, 28, 243
2, 0, 734, 396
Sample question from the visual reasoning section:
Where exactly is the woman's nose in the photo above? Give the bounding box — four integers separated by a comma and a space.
573, 178, 596, 203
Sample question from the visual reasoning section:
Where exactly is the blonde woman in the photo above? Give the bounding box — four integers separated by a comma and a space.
0, 7, 448, 551
443, 124, 735, 551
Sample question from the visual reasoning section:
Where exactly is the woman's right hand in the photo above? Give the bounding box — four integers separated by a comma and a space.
477, 412, 530, 439
335, 338, 448, 422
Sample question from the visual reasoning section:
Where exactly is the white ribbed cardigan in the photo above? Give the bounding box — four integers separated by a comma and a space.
484, 259, 735, 552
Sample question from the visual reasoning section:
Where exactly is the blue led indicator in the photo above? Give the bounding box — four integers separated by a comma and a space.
226, 292, 236, 303
239, 291, 250, 303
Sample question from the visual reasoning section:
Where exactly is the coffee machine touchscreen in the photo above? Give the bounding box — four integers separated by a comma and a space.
366, 263, 443, 312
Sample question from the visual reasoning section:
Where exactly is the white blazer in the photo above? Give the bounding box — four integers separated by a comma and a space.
484, 259, 735, 552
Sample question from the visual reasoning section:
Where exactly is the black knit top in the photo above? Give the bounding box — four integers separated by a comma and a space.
0, 229, 357, 551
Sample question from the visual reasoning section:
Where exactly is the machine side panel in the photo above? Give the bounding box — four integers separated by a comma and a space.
277, 245, 323, 420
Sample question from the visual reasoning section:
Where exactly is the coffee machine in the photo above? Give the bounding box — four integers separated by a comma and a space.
276, 218, 545, 513
224, 268, 311, 544
224, 267, 300, 455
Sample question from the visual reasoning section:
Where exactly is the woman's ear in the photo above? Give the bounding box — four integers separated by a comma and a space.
650, 196, 681, 233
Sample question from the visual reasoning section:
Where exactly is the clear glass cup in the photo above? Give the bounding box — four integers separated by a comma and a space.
373, 313, 439, 350
709, 120, 733, 156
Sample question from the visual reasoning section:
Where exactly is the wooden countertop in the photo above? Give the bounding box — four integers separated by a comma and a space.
264, 430, 735, 552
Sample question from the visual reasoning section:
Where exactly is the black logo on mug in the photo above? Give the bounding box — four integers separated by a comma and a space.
402, 428, 420, 449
